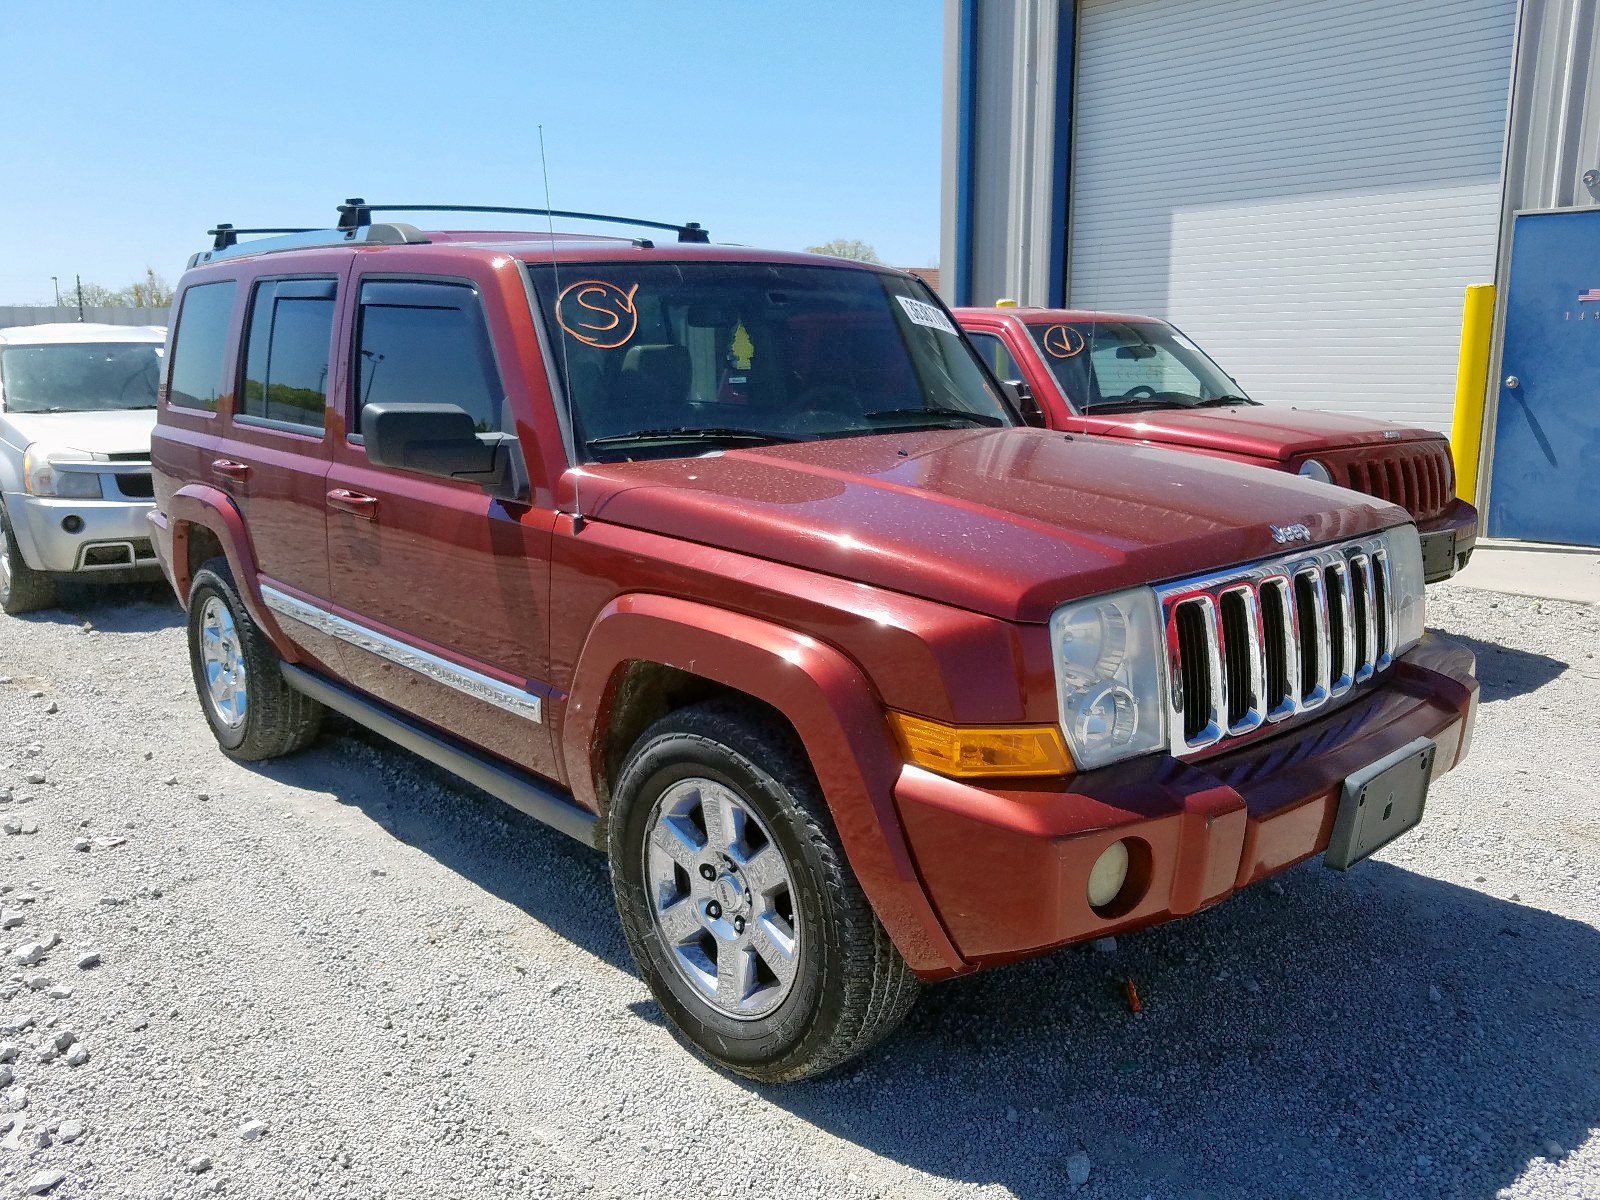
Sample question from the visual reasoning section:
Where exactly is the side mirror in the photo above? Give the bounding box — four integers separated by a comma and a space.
1004, 380, 1047, 428
365, 403, 503, 481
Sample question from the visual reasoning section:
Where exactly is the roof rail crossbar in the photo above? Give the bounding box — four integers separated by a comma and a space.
208, 224, 316, 250
189, 222, 431, 269
336, 198, 710, 243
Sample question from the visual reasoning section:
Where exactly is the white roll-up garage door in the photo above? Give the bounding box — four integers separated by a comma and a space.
1068, 0, 1516, 432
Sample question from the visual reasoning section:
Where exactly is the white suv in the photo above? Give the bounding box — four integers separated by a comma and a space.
0, 322, 167, 613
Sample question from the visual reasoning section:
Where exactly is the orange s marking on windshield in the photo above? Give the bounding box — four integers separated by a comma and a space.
557, 280, 640, 349
1042, 324, 1086, 359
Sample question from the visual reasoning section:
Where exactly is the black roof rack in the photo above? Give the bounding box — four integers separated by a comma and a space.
191, 198, 711, 269
334, 198, 710, 243
188, 221, 431, 268
207, 223, 315, 251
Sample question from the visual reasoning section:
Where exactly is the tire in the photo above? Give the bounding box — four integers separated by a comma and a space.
608, 702, 919, 1082
186, 558, 324, 761
0, 504, 56, 616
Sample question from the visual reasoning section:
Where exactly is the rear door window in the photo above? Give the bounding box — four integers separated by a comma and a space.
238, 278, 337, 431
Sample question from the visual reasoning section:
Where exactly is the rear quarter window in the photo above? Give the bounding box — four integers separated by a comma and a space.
167, 281, 237, 411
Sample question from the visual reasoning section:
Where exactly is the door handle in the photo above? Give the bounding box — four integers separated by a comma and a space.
327, 488, 379, 520
212, 459, 251, 481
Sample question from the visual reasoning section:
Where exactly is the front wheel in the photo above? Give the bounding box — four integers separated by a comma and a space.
186, 559, 324, 760
608, 703, 919, 1082
0, 505, 56, 616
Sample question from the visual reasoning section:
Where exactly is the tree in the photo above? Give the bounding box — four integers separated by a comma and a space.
47, 269, 175, 309
123, 268, 174, 308
71, 281, 122, 307
804, 239, 883, 264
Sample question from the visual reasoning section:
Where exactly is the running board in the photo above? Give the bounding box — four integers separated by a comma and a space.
280, 662, 599, 847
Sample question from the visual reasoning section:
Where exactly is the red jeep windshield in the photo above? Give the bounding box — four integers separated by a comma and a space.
525, 261, 1013, 461
1026, 320, 1251, 413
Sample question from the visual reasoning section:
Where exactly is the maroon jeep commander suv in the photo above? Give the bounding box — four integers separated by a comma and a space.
149, 201, 1477, 1082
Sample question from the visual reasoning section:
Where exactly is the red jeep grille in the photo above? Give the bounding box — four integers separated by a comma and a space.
1330, 443, 1454, 522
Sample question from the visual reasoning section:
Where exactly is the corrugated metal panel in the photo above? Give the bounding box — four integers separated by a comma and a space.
942, 0, 1072, 307
1502, 0, 1600, 214
0, 307, 170, 329
1069, 0, 1516, 433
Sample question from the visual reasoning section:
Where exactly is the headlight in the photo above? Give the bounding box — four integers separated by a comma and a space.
1049, 587, 1168, 769
1379, 524, 1425, 654
1298, 459, 1333, 485
22, 445, 103, 499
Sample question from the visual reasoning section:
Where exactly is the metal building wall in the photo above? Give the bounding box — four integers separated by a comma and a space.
1065, 0, 1515, 435
0, 307, 171, 329
939, 0, 1072, 307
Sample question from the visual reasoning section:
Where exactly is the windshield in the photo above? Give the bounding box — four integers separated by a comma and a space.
525, 261, 1014, 461
0, 342, 163, 413
1026, 320, 1251, 413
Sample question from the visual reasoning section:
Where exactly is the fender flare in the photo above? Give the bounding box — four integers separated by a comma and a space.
564, 593, 966, 977
165, 484, 301, 661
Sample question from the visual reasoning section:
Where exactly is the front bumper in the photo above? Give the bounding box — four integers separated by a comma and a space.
3, 490, 159, 576
1417, 499, 1478, 582
894, 631, 1477, 971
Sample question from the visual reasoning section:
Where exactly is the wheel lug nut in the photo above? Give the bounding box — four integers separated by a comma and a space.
734, 917, 745, 934
699, 864, 716, 881
706, 901, 722, 920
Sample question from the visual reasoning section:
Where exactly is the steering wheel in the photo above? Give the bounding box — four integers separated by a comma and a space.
786, 384, 858, 432
118, 361, 159, 403
1116, 385, 1157, 400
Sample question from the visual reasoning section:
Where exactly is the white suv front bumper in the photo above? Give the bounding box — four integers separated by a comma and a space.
3, 491, 158, 575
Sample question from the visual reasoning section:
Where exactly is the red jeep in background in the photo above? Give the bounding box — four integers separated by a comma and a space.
956, 306, 1478, 582
148, 203, 1477, 1082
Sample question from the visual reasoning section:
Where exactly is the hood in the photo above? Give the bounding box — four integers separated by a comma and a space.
573, 428, 1406, 622
1086, 404, 1443, 461
1, 410, 157, 458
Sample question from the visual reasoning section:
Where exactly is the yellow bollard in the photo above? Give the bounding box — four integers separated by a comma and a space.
1450, 284, 1495, 506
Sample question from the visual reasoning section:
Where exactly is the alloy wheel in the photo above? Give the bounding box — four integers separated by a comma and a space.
643, 776, 801, 1020
198, 596, 248, 730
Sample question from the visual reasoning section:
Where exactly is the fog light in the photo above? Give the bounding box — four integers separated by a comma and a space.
1087, 840, 1131, 909
61, 515, 84, 534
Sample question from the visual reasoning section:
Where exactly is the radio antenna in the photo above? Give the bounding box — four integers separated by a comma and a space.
539, 125, 583, 530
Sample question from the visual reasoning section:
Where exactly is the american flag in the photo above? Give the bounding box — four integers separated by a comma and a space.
1579, 288, 1600, 302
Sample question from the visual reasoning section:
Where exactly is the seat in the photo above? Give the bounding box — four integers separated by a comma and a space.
613, 344, 691, 432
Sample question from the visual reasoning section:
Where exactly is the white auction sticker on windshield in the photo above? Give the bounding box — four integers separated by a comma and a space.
896, 295, 958, 335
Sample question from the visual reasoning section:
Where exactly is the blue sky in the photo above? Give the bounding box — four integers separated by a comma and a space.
0, 1, 943, 305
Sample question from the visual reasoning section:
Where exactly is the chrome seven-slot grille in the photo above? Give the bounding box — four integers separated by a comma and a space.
1155, 536, 1394, 756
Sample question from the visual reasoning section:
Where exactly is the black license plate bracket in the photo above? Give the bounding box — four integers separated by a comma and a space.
1324, 736, 1436, 870
1420, 529, 1456, 579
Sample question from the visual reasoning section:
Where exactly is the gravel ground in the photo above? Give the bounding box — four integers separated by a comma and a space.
0, 579, 1595, 1200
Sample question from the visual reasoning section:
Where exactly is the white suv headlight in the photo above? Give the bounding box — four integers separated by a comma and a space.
1049, 587, 1168, 770
21, 445, 103, 500
1379, 524, 1425, 654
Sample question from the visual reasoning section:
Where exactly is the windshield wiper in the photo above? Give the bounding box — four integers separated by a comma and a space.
1194, 394, 1253, 407
585, 427, 799, 450
861, 407, 1003, 428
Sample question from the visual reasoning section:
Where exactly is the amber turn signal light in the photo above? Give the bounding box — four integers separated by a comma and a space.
887, 712, 1074, 779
